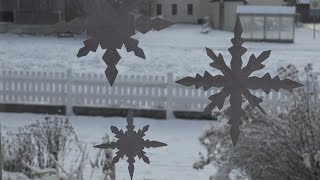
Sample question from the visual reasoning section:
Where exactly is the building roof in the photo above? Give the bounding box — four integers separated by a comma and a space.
297, 0, 310, 4
236, 5, 296, 15
211, 0, 247, 3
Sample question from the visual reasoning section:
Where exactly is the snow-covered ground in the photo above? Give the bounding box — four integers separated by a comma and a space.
0, 24, 320, 78
1, 112, 217, 180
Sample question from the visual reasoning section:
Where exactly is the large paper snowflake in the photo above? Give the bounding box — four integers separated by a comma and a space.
55, 0, 173, 86
93, 109, 167, 180
176, 18, 303, 146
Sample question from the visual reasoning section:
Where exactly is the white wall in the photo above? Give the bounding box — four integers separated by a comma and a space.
210, 2, 220, 29
199, 0, 212, 19
211, 1, 244, 31
152, 0, 201, 23
224, 1, 244, 31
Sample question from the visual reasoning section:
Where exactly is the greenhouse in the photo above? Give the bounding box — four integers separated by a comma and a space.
236, 5, 296, 43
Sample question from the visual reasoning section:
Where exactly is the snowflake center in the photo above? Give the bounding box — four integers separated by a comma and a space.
119, 133, 144, 155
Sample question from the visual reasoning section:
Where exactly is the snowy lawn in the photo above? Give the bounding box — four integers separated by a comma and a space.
1, 23, 320, 180
0, 24, 320, 78
1, 112, 217, 180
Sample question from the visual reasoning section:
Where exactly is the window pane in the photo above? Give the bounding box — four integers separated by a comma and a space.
266, 16, 281, 40
172, 4, 177, 15
187, 4, 193, 15
280, 16, 294, 40
156, 4, 162, 15
240, 15, 264, 40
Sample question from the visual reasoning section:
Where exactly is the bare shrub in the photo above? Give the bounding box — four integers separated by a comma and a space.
194, 64, 320, 180
89, 132, 115, 180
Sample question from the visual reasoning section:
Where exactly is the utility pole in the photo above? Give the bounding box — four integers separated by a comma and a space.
219, 0, 224, 30
314, 17, 316, 39
310, 0, 320, 39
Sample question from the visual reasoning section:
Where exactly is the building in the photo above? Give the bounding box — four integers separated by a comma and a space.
0, 0, 68, 24
151, 0, 287, 31
150, 0, 201, 24
0, 0, 290, 33
0, 0, 82, 34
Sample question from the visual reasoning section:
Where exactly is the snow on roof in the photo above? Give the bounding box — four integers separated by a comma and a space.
297, 0, 310, 4
236, 5, 296, 15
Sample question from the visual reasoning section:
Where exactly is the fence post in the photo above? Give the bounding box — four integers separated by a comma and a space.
66, 69, 73, 116
165, 72, 174, 119
2, 71, 7, 104
314, 73, 320, 107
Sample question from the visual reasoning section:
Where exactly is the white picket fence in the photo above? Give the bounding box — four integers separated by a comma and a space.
0, 69, 315, 118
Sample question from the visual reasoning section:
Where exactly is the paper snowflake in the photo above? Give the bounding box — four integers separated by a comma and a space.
55, 0, 173, 86
94, 109, 167, 179
176, 18, 303, 146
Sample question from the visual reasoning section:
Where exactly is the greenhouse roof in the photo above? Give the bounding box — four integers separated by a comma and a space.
297, 0, 310, 4
236, 5, 296, 15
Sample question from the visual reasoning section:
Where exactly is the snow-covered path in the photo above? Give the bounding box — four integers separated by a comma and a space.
1, 112, 217, 180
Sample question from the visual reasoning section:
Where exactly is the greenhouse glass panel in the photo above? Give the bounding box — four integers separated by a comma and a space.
266, 16, 281, 40
239, 16, 252, 39
280, 16, 294, 40
239, 15, 264, 40
237, 5, 295, 43
251, 16, 264, 39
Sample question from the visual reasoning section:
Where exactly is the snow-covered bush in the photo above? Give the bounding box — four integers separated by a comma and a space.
194, 64, 320, 180
2, 116, 115, 180
3, 117, 74, 178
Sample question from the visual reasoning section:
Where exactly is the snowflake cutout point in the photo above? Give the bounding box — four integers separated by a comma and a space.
55, 0, 173, 86
176, 18, 303, 147
93, 109, 167, 180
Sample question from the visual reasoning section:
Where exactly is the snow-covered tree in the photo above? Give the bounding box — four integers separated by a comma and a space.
194, 64, 320, 180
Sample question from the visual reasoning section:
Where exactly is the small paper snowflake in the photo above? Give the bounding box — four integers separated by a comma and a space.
94, 109, 167, 180
176, 18, 303, 146
55, 0, 173, 86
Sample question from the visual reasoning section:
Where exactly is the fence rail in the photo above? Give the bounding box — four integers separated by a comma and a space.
0, 69, 318, 118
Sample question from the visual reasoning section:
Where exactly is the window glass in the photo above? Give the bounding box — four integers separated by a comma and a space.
187, 4, 193, 15
0, 2, 318, 180
172, 4, 177, 15
156, 4, 162, 15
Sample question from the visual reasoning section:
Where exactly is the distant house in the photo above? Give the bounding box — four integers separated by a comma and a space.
0, 0, 293, 33
151, 0, 288, 31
